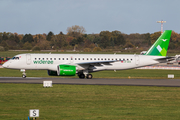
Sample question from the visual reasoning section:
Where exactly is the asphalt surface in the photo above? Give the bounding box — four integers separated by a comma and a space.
0, 77, 180, 87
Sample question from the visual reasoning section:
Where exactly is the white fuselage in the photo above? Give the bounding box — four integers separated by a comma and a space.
2, 53, 164, 72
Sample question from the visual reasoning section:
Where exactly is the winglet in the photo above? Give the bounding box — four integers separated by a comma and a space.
145, 30, 172, 56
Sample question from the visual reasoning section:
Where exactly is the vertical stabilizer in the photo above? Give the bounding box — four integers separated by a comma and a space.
145, 30, 172, 56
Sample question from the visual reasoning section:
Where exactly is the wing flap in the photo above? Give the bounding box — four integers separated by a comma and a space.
73, 60, 117, 70
77, 60, 116, 66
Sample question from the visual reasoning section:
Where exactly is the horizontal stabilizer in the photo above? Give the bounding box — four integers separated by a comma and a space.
154, 56, 175, 63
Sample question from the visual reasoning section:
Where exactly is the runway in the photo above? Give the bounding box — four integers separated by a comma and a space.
0, 77, 180, 87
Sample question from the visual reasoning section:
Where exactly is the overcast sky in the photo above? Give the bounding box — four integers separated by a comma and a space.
0, 0, 179, 35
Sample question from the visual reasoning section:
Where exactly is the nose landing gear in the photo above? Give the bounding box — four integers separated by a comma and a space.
21, 69, 26, 78
22, 74, 26, 78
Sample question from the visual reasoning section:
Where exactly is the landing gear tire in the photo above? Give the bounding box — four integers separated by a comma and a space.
79, 74, 85, 79
22, 74, 26, 78
86, 74, 93, 79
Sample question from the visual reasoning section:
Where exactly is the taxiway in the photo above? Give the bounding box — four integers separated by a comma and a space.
0, 77, 180, 87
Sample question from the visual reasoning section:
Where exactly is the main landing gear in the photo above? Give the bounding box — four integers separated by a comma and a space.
78, 73, 93, 79
86, 74, 93, 79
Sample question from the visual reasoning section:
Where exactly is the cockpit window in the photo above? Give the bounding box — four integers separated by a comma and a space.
11, 57, 19, 60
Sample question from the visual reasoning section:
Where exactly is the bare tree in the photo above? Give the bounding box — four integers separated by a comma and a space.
67, 25, 86, 37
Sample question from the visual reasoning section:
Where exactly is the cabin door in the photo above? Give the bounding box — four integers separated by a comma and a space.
135, 55, 139, 65
26, 54, 31, 65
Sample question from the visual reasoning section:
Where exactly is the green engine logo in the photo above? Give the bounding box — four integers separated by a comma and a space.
33, 60, 53, 64
58, 65, 76, 76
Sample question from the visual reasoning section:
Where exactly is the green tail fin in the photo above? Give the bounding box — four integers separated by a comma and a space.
145, 30, 172, 56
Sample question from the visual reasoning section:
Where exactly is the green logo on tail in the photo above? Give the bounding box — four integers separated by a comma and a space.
145, 30, 172, 56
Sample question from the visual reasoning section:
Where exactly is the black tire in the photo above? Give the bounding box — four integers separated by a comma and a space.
22, 74, 26, 78
79, 74, 85, 79
86, 74, 93, 79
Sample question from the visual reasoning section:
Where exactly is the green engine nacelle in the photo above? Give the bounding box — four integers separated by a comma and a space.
47, 65, 76, 76
57, 65, 76, 76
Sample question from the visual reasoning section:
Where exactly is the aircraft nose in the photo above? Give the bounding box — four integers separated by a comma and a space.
2, 62, 8, 68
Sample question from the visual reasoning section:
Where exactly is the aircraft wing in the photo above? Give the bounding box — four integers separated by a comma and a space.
77, 60, 117, 65
71, 60, 117, 70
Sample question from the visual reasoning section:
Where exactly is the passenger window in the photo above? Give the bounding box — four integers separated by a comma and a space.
101, 58, 103, 60
46, 58, 48, 60
108, 58, 110, 60
42, 58, 44, 60
39, 58, 41, 60
66, 58, 68, 60
90, 58, 92, 60
35, 58, 37, 60
54, 58, 56, 60
59, 58, 60, 60
94, 58, 96, 60
98, 58, 100, 60
78, 58, 80, 60
112, 58, 113, 60
75, 58, 77, 60
50, 58, 52, 60
83, 58, 84, 60
87, 58, 88, 60
131, 59, 133, 61
105, 58, 106, 60
127, 59, 129, 61
63, 58, 64, 60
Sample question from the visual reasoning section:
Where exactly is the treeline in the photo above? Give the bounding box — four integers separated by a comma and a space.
0, 25, 180, 52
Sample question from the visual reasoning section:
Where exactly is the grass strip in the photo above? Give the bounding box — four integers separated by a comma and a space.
0, 84, 180, 120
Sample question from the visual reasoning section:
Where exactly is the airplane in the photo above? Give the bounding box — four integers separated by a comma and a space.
2, 30, 172, 79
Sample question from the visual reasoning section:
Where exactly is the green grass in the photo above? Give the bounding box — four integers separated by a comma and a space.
0, 68, 180, 79
1, 68, 180, 119
0, 84, 180, 120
